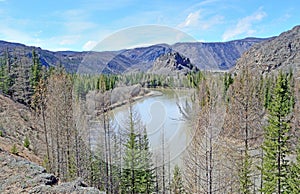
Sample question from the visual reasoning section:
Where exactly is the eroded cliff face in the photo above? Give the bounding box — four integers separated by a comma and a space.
234, 25, 300, 75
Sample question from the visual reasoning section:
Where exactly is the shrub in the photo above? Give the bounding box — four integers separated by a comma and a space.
24, 136, 30, 149
11, 144, 18, 155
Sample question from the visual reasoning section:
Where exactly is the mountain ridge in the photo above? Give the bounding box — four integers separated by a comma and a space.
0, 37, 268, 74
234, 25, 300, 74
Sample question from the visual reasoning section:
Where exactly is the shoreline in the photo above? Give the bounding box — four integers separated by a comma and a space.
93, 86, 195, 115
107, 89, 163, 111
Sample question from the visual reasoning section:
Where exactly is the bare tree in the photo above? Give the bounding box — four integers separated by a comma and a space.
222, 67, 264, 193
184, 74, 228, 193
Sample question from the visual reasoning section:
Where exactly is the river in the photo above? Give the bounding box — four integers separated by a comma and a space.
111, 88, 194, 166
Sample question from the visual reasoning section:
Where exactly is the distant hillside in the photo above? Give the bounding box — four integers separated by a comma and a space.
0, 37, 268, 74
172, 38, 267, 70
234, 25, 300, 74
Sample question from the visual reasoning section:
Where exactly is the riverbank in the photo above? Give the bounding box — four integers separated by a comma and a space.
86, 84, 164, 115
86, 84, 196, 116
108, 88, 163, 111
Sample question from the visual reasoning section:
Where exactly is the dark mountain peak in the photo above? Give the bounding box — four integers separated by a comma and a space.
149, 52, 198, 75
234, 25, 300, 74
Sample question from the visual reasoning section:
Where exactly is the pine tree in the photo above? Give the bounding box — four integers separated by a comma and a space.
121, 103, 154, 193
171, 165, 184, 194
121, 104, 141, 193
12, 55, 32, 105
261, 71, 294, 194
287, 142, 300, 193
138, 127, 155, 193
30, 50, 42, 93
0, 58, 9, 94
0, 49, 13, 95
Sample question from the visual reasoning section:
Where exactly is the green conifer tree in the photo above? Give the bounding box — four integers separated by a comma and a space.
286, 142, 300, 193
30, 50, 42, 92
171, 165, 184, 194
121, 103, 154, 193
138, 128, 155, 193
261, 71, 294, 194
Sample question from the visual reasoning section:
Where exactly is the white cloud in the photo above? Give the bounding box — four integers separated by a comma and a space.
222, 9, 267, 41
82, 40, 98, 51
178, 10, 223, 31
178, 11, 201, 28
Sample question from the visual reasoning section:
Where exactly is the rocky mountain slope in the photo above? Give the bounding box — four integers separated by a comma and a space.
234, 25, 300, 74
0, 38, 267, 74
0, 94, 102, 193
148, 52, 198, 75
0, 94, 45, 160
0, 149, 101, 193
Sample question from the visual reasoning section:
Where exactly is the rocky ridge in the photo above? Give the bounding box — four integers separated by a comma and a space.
234, 25, 300, 74
148, 52, 199, 75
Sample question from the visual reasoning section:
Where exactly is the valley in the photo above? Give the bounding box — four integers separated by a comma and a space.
0, 24, 300, 193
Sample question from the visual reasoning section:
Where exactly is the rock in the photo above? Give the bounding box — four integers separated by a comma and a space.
148, 52, 199, 75
0, 149, 101, 193
33, 173, 58, 186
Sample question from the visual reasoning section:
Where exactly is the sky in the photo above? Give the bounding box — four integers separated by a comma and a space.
0, 0, 299, 51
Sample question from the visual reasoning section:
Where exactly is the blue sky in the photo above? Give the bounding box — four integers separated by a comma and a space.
0, 0, 299, 51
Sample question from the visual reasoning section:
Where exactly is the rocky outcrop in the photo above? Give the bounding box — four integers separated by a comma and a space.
148, 52, 198, 75
0, 149, 101, 193
234, 25, 300, 74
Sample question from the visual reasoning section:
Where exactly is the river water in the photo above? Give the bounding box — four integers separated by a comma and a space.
111, 89, 194, 166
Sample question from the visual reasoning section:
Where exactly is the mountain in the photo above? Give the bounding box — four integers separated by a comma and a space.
234, 25, 300, 74
0, 37, 267, 74
148, 52, 199, 75
172, 38, 267, 70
